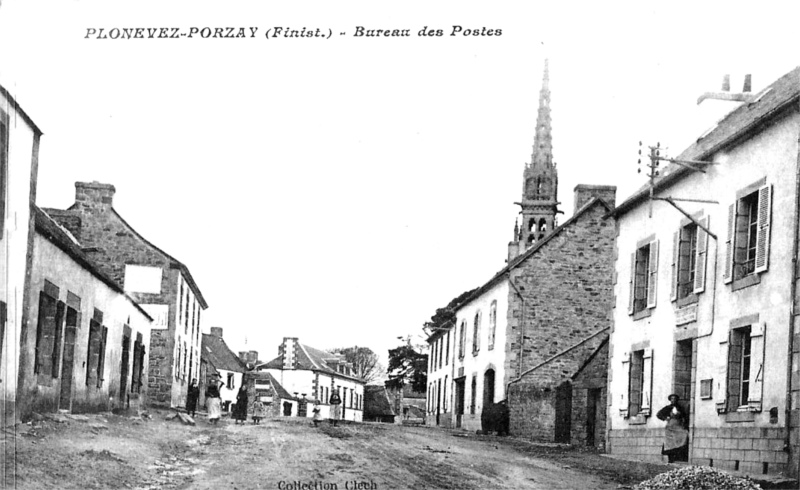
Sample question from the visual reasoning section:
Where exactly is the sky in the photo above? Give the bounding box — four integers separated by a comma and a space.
1, 1, 799, 370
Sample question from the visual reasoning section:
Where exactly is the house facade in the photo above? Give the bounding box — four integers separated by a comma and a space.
607, 68, 800, 477
19, 207, 152, 417
45, 182, 208, 408
0, 85, 41, 427
200, 328, 248, 413
258, 337, 365, 421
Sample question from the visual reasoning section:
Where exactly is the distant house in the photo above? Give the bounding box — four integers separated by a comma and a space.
200, 328, 248, 413
257, 337, 365, 421
45, 181, 208, 409
387, 383, 426, 424
244, 371, 298, 418
364, 385, 395, 423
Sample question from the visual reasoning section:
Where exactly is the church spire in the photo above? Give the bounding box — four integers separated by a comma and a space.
530, 59, 553, 169
508, 59, 560, 262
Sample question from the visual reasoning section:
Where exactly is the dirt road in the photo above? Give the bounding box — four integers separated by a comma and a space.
3, 410, 667, 489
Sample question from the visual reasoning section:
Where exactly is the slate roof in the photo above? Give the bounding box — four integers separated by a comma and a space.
258, 343, 364, 383
454, 197, 614, 312
364, 385, 395, 418
201, 334, 249, 374
612, 66, 800, 218
33, 206, 152, 321
43, 205, 208, 309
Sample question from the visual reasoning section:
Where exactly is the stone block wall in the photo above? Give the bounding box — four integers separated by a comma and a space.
508, 383, 557, 440
607, 428, 667, 463
505, 202, 615, 441
692, 427, 788, 475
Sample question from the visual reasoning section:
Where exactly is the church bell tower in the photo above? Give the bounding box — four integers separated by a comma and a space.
509, 59, 559, 260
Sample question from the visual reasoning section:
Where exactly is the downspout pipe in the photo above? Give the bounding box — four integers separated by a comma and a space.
507, 274, 525, 399
784, 120, 800, 459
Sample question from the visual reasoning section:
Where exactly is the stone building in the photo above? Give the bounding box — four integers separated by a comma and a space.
257, 337, 365, 421
45, 182, 208, 408
364, 385, 396, 423
243, 371, 298, 418
425, 61, 617, 445
607, 67, 800, 477
0, 84, 41, 428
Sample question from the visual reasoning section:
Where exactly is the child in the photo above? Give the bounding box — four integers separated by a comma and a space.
252, 398, 266, 425
312, 406, 322, 427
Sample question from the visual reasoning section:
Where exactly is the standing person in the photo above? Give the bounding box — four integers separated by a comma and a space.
329, 388, 342, 427
656, 394, 689, 463
252, 396, 266, 425
312, 405, 322, 427
233, 385, 248, 425
206, 376, 223, 425
186, 378, 200, 418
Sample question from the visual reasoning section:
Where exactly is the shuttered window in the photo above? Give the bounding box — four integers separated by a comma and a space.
724, 184, 772, 284
629, 240, 659, 314
717, 323, 766, 413
671, 216, 710, 301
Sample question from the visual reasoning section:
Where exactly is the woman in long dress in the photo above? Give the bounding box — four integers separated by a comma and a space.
206, 377, 223, 425
252, 397, 267, 425
186, 378, 200, 418
233, 386, 248, 424
656, 394, 689, 463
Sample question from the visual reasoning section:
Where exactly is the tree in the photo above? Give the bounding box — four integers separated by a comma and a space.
328, 346, 384, 383
423, 288, 478, 334
386, 343, 428, 393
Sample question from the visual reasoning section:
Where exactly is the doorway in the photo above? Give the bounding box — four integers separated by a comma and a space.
119, 335, 130, 404
672, 339, 693, 462
58, 307, 78, 411
483, 369, 495, 406
454, 378, 465, 428
586, 387, 602, 447
555, 381, 572, 443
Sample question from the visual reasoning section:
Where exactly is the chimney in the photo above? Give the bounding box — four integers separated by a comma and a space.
247, 351, 259, 364
74, 181, 116, 212
280, 337, 298, 370
696, 73, 755, 139
238, 351, 247, 361
210, 327, 223, 338
573, 185, 616, 215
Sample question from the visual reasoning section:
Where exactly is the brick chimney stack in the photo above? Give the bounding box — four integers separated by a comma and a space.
74, 181, 116, 212
210, 327, 223, 338
573, 185, 616, 215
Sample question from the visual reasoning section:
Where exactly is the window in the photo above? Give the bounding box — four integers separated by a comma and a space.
34, 292, 58, 375
628, 240, 659, 315
438, 337, 444, 369
620, 348, 653, 418
671, 217, 709, 301
724, 184, 772, 284
227, 372, 235, 389
472, 311, 481, 354
718, 323, 765, 413
458, 320, 466, 359
488, 300, 497, 350
445, 331, 450, 365
443, 375, 448, 411
97, 326, 108, 388
123, 264, 162, 294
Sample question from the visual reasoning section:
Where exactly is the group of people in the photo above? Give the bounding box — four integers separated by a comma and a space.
184, 376, 267, 425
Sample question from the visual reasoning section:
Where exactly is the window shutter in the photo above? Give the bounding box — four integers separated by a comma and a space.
754, 184, 772, 273
627, 253, 635, 315
646, 240, 659, 308
620, 352, 630, 417
97, 326, 108, 388
727, 329, 743, 411
716, 337, 729, 413
670, 231, 679, 301
747, 322, 766, 411
694, 216, 710, 294
641, 348, 653, 416
723, 203, 735, 284
51, 301, 66, 378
